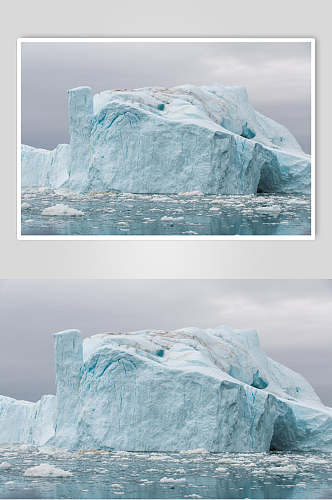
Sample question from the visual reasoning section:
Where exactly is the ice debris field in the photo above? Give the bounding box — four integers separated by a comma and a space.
1, 445, 332, 499
20, 84, 311, 236
21, 188, 311, 236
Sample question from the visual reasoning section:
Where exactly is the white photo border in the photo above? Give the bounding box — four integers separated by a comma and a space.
17, 37, 316, 241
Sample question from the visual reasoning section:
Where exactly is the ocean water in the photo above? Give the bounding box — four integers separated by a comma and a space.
0, 446, 331, 499
21, 188, 311, 236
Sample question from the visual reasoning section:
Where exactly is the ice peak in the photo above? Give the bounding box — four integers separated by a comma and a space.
67, 86, 92, 94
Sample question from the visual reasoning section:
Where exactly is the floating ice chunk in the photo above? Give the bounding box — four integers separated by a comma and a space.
180, 448, 209, 454
148, 454, 172, 461
265, 455, 285, 463
0, 462, 11, 469
215, 466, 228, 472
216, 457, 238, 464
17, 444, 38, 452
161, 216, 184, 221
255, 205, 281, 216
306, 457, 328, 464
41, 204, 84, 216
37, 446, 73, 458
160, 477, 186, 483
178, 191, 203, 196
24, 463, 73, 477
269, 464, 297, 475
252, 468, 266, 475
292, 199, 308, 205
21, 202, 31, 209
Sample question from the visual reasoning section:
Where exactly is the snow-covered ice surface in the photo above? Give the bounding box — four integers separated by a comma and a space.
21, 84, 311, 196
0, 445, 331, 499
21, 188, 311, 236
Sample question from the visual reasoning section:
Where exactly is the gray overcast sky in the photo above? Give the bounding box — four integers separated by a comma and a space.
0, 280, 330, 405
21, 41, 311, 153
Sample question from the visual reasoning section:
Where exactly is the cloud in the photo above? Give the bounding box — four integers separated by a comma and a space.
0, 280, 330, 405
21, 41, 311, 153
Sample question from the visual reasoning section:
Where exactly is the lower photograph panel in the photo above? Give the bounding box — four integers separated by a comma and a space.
0, 279, 331, 499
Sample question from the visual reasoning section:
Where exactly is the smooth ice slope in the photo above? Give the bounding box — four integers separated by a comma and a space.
0, 326, 331, 452
21, 84, 311, 195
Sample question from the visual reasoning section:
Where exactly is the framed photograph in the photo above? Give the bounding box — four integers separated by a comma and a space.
0, 279, 331, 499
17, 38, 315, 240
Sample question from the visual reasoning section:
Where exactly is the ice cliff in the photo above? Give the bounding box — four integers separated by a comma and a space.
21, 85, 311, 195
0, 326, 331, 452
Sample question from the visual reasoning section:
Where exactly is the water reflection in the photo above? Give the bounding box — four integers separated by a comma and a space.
0, 447, 330, 499
21, 190, 311, 236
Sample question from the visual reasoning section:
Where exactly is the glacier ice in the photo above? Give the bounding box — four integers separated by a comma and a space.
0, 462, 11, 469
160, 477, 186, 483
21, 84, 311, 195
41, 204, 84, 216
0, 326, 331, 452
0, 394, 55, 446
24, 463, 73, 477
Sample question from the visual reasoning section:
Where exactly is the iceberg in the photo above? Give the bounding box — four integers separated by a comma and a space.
0, 462, 12, 469
21, 84, 311, 195
41, 204, 84, 216
24, 464, 73, 477
0, 394, 55, 446
0, 326, 331, 452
